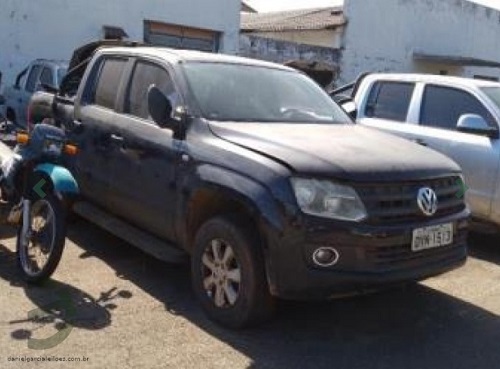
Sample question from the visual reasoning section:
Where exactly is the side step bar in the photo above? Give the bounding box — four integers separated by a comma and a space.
73, 201, 187, 264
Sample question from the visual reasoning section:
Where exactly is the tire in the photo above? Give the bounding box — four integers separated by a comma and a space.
191, 216, 275, 329
16, 194, 67, 283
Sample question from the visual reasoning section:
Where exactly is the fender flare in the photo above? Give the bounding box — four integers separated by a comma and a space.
34, 163, 79, 195
183, 165, 287, 296
192, 164, 283, 231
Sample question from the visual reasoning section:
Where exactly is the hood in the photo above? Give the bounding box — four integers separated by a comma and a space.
209, 122, 461, 182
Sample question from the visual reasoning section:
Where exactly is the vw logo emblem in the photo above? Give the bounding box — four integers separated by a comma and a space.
417, 187, 438, 217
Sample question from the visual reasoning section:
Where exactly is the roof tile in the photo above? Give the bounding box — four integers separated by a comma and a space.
241, 7, 345, 32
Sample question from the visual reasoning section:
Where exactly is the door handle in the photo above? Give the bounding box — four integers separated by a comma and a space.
110, 134, 124, 142
413, 138, 428, 147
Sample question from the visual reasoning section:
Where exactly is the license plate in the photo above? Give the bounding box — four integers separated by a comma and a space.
412, 223, 453, 252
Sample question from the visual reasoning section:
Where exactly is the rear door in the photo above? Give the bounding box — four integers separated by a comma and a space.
104, 58, 182, 241
72, 56, 130, 210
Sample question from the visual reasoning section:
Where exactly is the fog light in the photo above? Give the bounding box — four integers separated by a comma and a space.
312, 247, 340, 267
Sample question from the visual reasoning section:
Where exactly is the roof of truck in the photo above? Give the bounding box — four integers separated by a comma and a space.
96, 46, 296, 71
365, 73, 500, 88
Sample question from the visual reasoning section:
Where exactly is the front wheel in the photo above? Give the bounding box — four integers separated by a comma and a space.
191, 216, 275, 329
16, 194, 66, 283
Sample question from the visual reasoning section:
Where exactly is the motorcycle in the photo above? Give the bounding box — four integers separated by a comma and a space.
0, 123, 79, 282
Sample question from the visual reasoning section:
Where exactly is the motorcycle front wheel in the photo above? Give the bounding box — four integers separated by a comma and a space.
16, 194, 66, 283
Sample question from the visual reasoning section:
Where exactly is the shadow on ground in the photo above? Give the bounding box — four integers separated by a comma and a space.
468, 231, 500, 265
59, 219, 500, 369
0, 225, 133, 346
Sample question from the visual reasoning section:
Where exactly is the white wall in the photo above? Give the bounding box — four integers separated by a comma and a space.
340, 0, 500, 83
0, 0, 240, 89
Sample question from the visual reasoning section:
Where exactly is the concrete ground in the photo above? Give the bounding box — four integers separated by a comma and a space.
0, 219, 499, 369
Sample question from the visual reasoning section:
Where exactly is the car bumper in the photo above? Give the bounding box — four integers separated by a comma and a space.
266, 208, 469, 299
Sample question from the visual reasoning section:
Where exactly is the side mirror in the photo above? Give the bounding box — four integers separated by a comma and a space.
0, 95, 4, 105
332, 94, 358, 120
341, 101, 358, 120
147, 85, 174, 128
457, 114, 499, 138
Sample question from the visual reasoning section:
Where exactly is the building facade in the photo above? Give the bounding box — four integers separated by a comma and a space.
340, 0, 500, 83
239, 8, 345, 86
0, 0, 240, 88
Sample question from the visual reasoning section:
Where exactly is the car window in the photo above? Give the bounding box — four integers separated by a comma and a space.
93, 58, 127, 110
125, 61, 178, 121
56, 67, 67, 87
365, 81, 415, 121
39, 67, 54, 87
25, 65, 42, 93
420, 85, 496, 130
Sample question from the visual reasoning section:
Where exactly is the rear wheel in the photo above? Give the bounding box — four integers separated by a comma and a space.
16, 194, 66, 283
191, 216, 274, 328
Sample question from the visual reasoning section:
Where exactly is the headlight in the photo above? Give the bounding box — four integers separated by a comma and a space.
291, 178, 367, 221
43, 139, 63, 155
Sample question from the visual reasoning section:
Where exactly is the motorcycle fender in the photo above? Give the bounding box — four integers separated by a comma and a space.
34, 163, 79, 195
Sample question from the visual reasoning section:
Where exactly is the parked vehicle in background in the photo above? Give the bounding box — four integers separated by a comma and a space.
0, 91, 16, 146
344, 73, 500, 232
0, 93, 5, 125
26, 44, 469, 328
3, 60, 67, 128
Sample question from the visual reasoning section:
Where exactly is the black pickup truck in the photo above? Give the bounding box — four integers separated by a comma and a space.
27, 42, 469, 328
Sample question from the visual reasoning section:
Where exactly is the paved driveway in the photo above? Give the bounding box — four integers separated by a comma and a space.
1, 220, 499, 369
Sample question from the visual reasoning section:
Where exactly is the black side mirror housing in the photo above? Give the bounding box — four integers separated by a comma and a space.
147, 85, 174, 129
457, 114, 499, 139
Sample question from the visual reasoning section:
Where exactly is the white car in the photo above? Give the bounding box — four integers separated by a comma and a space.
350, 73, 500, 231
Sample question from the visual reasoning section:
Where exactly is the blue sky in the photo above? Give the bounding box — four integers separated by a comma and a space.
245, 0, 500, 12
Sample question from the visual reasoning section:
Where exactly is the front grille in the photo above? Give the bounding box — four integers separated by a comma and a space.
355, 176, 465, 225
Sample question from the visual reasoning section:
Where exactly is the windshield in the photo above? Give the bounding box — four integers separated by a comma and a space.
182, 62, 351, 124
482, 86, 500, 110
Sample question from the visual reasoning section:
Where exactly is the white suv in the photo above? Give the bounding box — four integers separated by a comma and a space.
350, 73, 500, 230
